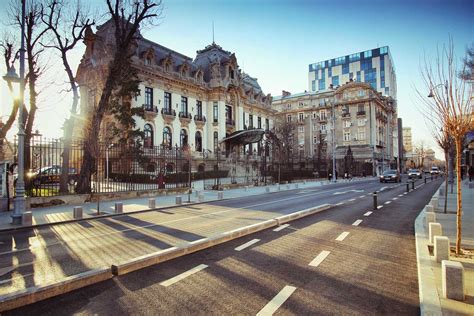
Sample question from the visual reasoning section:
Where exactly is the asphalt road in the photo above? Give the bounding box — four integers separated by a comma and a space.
3, 176, 442, 314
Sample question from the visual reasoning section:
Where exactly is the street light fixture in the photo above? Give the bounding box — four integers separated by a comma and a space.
3, 0, 26, 225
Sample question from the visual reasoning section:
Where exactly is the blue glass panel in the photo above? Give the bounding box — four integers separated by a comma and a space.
332, 76, 339, 86
342, 63, 349, 74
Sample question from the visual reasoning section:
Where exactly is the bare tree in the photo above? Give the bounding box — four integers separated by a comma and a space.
413, 140, 427, 169
416, 39, 473, 255
75, 0, 162, 193
41, 0, 95, 193
458, 43, 473, 81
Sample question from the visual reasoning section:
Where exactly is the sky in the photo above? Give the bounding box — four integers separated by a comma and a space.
1, 0, 473, 159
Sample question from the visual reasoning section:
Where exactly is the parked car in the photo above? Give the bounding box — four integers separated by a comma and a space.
26, 165, 79, 186
430, 166, 440, 175
379, 169, 401, 183
408, 168, 422, 179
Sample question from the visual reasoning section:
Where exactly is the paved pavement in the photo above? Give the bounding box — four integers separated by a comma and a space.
5, 175, 443, 314
415, 179, 474, 315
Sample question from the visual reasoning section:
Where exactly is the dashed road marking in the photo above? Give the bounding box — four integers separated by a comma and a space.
398, 194, 404, 197
403, 192, 408, 195
336, 202, 344, 206
359, 195, 365, 198
392, 197, 398, 200
364, 211, 373, 216
377, 205, 383, 209
335, 232, 350, 241
352, 219, 363, 226
256, 285, 297, 316
348, 198, 356, 202
235, 239, 260, 251
384, 201, 391, 205
160, 264, 208, 287
309, 250, 331, 267
273, 224, 290, 232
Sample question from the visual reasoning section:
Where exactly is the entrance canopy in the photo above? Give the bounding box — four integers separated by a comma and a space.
221, 129, 265, 145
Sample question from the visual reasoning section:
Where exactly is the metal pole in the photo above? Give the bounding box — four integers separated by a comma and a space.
332, 102, 336, 182
106, 146, 109, 189
12, 0, 26, 224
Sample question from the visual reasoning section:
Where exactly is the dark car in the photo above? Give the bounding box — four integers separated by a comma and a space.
379, 169, 401, 183
26, 165, 79, 186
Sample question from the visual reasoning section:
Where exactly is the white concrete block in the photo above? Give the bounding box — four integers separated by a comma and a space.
176, 196, 182, 205
115, 202, 123, 214
73, 206, 83, 219
277, 185, 281, 191
198, 193, 204, 202
442, 260, 465, 301
425, 205, 434, 213
425, 211, 436, 228
265, 187, 270, 193
245, 186, 249, 191
430, 197, 439, 210
217, 192, 223, 200
22, 211, 32, 226
295, 184, 299, 189
148, 198, 156, 209
434, 236, 450, 263
429, 222, 442, 244
286, 184, 290, 190
194, 190, 199, 197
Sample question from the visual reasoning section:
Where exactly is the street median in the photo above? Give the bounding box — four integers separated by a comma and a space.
0, 267, 112, 312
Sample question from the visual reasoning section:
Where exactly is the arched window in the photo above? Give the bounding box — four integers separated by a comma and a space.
195, 131, 202, 152
144, 124, 153, 148
180, 129, 188, 148
213, 131, 218, 152
163, 126, 172, 149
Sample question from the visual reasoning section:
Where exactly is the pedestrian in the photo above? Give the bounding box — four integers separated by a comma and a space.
469, 165, 474, 182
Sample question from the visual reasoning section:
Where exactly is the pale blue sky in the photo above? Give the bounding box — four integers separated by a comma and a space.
1, 0, 473, 158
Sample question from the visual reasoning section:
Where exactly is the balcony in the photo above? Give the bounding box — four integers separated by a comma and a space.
342, 112, 351, 118
356, 110, 366, 116
179, 111, 192, 125
194, 114, 206, 127
143, 104, 158, 121
161, 108, 176, 123
226, 119, 235, 128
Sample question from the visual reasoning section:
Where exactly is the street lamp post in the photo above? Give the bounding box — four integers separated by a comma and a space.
331, 102, 337, 182
3, 0, 26, 224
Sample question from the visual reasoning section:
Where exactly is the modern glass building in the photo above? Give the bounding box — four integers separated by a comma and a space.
308, 46, 397, 99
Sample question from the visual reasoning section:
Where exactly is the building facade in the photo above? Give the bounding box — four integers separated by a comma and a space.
402, 127, 413, 154
272, 81, 397, 176
76, 21, 275, 156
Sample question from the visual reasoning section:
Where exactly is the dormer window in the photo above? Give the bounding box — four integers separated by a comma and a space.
145, 58, 151, 66
230, 69, 235, 79
165, 63, 170, 72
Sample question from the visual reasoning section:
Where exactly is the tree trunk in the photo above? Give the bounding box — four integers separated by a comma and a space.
455, 138, 463, 255
444, 148, 448, 213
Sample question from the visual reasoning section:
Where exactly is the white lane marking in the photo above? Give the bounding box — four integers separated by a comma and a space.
398, 194, 403, 197
256, 285, 297, 316
348, 198, 356, 202
335, 202, 344, 206
384, 201, 391, 205
359, 195, 365, 198
364, 211, 373, 216
352, 219, 363, 226
160, 264, 208, 287
273, 224, 289, 232
335, 232, 350, 241
309, 250, 331, 267
404, 192, 408, 195
235, 239, 260, 251
377, 205, 383, 209
392, 197, 398, 200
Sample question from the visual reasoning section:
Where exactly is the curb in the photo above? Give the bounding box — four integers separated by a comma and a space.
0, 267, 112, 312
0, 178, 370, 233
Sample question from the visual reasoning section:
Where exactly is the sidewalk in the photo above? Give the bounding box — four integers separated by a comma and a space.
0, 177, 370, 231
415, 180, 474, 315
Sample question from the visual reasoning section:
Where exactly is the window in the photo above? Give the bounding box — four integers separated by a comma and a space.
349, 53, 360, 62
313, 136, 318, 144
335, 56, 345, 65
213, 102, 218, 122
195, 131, 202, 152
358, 119, 365, 126
298, 112, 304, 122
145, 87, 153, 109
145, 58, 151, 66
358, 90, 365, 97
344, 120, 351, 128
356, 71, 361, 82
321, 124, 327, 131
164, 92, 171, 111
196, 101, 202, 118
163, 126, 172, 149
144, 124, 153, 148
380, 46, 388, 55
312, 112, 317, 119
180, 129, 188, 148
225, 105, 232, 122
319, 79, 325, 90
298, 126, 304, 133
342, 63, 349, 74
213, 131, 218, 152
320, 110, 326, 120
243, 112, 246, 127
181, 96, 188, 114
312, 80, 316, 91
358, 104, 364, 112
332, 76, 339, 86
247, 114, 252, 128
287, 104, 291, 109
363, 50, 372, 58
358, 129, 366, 141
287, 115, 292, 122
258, 117, 262, 129
265, 118, 269, 130
344, 131, 351, 141
230, 68, 235, 79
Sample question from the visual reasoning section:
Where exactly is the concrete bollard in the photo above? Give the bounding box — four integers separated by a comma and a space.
406, 182, 410, 192
425, 210, 436, 227
434, 236, 450, 263
442, 260, 465, 301
115, 202, 123, 214
429, 222, 442, 244
176, 196, 182, 205
286, 184, 290, 190
73, 206, 83, 219
194, 190, 199, 197
430, 197, 439, 210
218, 192, 223, 200
295, 184, 299, 189
148, 198, 156, 209
439, 187, 444, 196
265, 187, 270, 193
425, 205, 434, 213
277, 185, 281, 191
22, 211, 33, 226
198, 193, 204, 202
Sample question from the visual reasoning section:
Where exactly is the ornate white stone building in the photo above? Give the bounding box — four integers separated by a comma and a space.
76, 21, 275, 155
